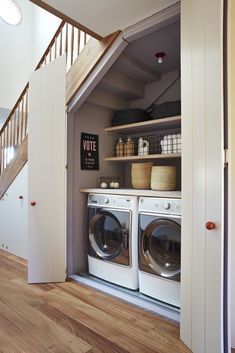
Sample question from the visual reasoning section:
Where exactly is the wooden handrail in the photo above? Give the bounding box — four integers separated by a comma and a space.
0, 20, 93, 174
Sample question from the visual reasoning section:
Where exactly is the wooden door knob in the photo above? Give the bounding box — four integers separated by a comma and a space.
19, 195, 23, 199
206, 221, 216, 230
31, 201, 36, 206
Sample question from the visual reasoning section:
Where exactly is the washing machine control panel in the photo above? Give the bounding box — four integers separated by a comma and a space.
139, 197, 181, 215
88, 194, 134, 209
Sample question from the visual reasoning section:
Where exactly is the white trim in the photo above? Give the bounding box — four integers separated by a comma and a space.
123, 2, 180, 42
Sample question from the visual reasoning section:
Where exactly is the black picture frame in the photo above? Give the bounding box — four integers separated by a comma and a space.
80, 132, 99, 170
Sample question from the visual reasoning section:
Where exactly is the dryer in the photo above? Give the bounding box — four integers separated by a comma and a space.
138, 197, 181, 307
87, 193, 138, 290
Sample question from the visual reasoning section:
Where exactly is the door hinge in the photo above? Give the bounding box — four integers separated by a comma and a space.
224, 149, 229, 168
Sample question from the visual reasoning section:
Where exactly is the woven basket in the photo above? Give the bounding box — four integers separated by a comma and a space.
131, 162, 153, 189
151, 166, 176, 191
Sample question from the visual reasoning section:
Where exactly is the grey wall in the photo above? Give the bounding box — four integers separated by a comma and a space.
67, 102, 125, 275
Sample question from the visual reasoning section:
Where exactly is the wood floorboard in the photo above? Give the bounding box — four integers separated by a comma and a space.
0, 250, 191, 353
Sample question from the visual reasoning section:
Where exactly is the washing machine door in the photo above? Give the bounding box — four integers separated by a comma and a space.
142, 218, 181, 280
89, 210, 129, 262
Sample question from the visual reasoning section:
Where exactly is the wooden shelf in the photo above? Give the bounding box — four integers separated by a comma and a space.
105, 116, 181, 135
105, 153, 181, 162
80, 188, 181, 198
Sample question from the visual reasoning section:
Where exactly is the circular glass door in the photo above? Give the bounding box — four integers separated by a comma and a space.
89, 210, 124, 259
142, 218, 181, 278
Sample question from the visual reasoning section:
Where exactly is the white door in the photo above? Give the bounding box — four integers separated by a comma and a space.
181, 0, 225, 352
28, 55, 66, 283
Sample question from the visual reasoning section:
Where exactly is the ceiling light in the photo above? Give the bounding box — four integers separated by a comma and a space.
155, 52, 166, 64
0, 0, 22, 26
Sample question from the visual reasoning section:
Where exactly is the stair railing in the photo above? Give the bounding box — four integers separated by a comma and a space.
0, 20, 90, 174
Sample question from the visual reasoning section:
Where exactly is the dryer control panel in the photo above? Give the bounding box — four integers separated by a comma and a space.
139, 197, 181, 215
88, 193, 136, 210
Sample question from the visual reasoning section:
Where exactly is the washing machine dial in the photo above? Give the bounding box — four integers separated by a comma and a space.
104, 198, 109, 204
163, 202, 171, 210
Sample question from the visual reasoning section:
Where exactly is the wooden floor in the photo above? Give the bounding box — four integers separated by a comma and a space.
0, 250, 191, 353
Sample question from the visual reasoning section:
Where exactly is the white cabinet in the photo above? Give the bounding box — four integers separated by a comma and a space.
28, 55, 67, 283
181, 0, 224, 352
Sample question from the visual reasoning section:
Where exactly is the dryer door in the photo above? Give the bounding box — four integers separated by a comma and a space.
89, 209, 130, 265
142, 218, 181, 280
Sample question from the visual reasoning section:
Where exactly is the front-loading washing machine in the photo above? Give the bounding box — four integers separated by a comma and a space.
138, 196, 181, 307
87, 193, 138, 289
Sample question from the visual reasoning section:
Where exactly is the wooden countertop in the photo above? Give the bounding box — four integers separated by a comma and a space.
80, 188, 181, 198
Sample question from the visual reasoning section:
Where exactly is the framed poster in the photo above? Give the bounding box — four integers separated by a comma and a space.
80, 132, 99, 170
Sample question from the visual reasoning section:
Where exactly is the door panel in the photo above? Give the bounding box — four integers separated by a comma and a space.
28, 55, 66, 283
181, 0, 224, 352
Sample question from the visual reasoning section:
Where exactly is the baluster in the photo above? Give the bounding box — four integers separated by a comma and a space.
10, 117, 13, 149
2, 131, 5, 171
65, 23, 68, 55
77, 29, 81, 55
4, 128, 7, 169
7, 121, 11, 164
1, 132, 3, 172
18, 104, 21, 145
60, 27, 63, 55
70, 26, 74, 67
54, 37, 57, 60
16, 107, 20, 146
0, 135, 2, 174
13, 111, 17, 146
20, 98, 24, 143
49, 46, 52, 62
25, 90, 28, 135
2, 129, 5, 170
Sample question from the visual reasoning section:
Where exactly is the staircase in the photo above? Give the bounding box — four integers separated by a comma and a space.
0, 19, 118, 199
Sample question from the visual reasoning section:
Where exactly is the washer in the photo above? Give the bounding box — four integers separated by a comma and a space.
87, 193, 139, 290
138, 197, 181, 307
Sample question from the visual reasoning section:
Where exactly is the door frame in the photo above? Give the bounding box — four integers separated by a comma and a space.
66, 3, 180, 277
227, 0, 235, 349
67, 1, 226, 351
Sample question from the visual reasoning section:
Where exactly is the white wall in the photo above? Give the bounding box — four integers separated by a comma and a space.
0, 108, 11, 129
0, 164, 28, 259
39, 0, 179, 36
32, 6, 61, 68
0, 0, 33, 109
0, 0, 61, 111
